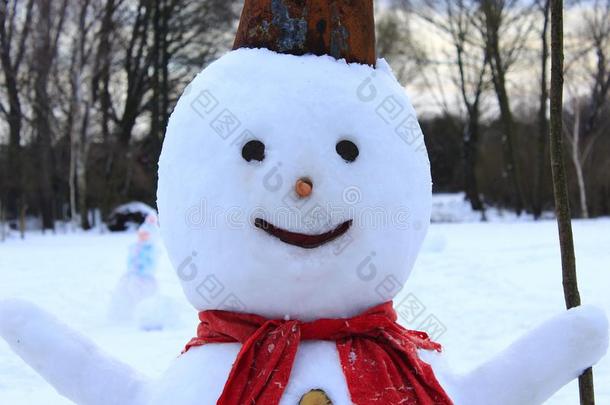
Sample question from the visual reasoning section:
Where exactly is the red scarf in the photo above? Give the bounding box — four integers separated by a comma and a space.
184, 302, 453, 405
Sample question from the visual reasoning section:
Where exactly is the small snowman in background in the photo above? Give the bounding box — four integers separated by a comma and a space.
108, 214, 165, 329
127, 214, 160, 281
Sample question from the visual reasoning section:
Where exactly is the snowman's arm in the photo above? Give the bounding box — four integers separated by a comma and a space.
0, 299, 150, 405
453, 305, 608, 405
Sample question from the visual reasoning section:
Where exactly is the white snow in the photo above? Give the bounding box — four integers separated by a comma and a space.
430, 193, 556, 223
111, 202, 157, 218
0, 219, 608, 404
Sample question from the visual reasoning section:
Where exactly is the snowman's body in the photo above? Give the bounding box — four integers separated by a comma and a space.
150, 342, 353, 405
0, 45, 608, 405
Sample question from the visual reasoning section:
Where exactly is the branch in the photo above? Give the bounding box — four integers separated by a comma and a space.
13, 0, 34, 72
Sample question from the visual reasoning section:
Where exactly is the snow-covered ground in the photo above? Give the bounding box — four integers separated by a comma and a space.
0, 219, 608, 404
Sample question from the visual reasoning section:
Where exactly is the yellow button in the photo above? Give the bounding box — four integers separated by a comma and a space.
299, 389, 332, 405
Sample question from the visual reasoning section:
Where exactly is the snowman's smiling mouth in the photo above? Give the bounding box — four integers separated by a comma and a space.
254, 218, 352, 249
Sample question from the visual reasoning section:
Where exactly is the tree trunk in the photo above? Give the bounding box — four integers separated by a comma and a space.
69, 131, 77, 228
0, 199, 5, 242
92, 0, 116, 223
0, 0, 33, 236
77, 108, 91, 230
33, 0, 56, 231
549, 1, 596, 404
481, 1, 525, 215
19, 200, 26, 239
69, 90, 91, 230
453, 19, 487, 215
68, 0, 92, 230
492, 63, 524, 215
533, 0, 551, 220
464, 112, 484, 212
570, 102, 589, 219
69, 67, 81, 229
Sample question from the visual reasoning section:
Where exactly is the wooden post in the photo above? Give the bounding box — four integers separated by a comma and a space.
549, 0, 596, 403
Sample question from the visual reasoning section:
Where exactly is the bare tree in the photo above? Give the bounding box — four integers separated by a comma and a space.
533, 0, 551, 219
31, 0, 68, 231
475, 0, 534, 215
0, 0, 244, 230
412, 0, 490, 214
581, 0, 610, 136
0, 0, 34, 238
96, 0, 237, 216
564, 99, 589, 217
64, 0, 101, 230
376, 6, 426, 85
562, 0, 610, 218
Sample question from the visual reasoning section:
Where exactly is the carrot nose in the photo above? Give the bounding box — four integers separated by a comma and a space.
295, 178, 313, 198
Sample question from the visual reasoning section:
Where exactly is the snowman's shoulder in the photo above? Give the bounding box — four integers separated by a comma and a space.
149, 343, 240, 405
418, 348, 461, 403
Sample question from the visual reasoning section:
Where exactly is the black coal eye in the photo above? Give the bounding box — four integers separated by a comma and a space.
242, 140, 265, 162
336, 140, 359, 163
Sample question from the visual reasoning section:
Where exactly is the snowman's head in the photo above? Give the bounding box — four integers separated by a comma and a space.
157, 48, 431, 320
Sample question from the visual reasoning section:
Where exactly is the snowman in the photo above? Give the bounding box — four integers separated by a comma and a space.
1, 1, 608, 404
108, 214, 161, 325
